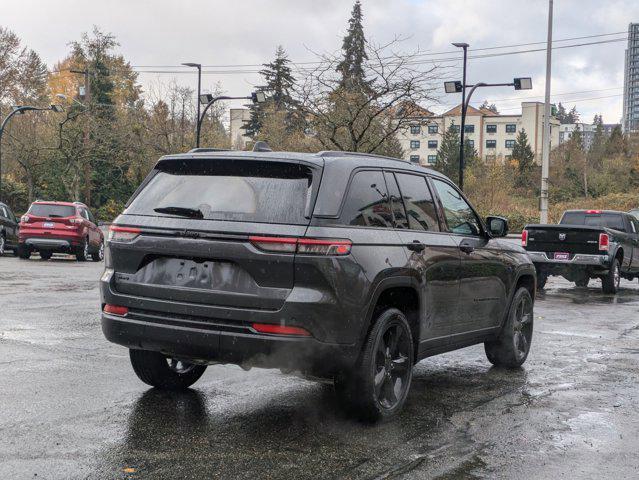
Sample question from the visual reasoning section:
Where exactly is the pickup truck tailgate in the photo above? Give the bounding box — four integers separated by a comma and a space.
525, 224, 602, 256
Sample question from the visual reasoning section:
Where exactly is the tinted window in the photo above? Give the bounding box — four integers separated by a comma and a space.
561, 211, 626, 231
29, 204, 76, 218
395, 173, 439, 231
384, 172, 408, 229
0, 206, 7, 218
126, 160, 313, 225
431, 178, 481, 235
340, 170, 392, 228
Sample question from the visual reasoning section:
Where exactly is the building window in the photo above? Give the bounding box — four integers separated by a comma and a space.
427, 155, 437, 164
410, 125, 421, 135
409, 155, 420, 163
428, 124, 438, 134
467, 140, 474, 149
505, 124, 517, 133
410, 140, 420, 149
486, 140, 497, 149
486, 124, 497, 133
464, 124, 474, 133
451, 125, 460, 133
505, 139, 515, 148
428, 140, 438, 149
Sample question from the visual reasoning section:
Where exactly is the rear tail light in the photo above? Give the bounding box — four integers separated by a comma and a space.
249, 236, 352, 256
598, 233, 609, 251
108, 225, 141, 242
20, 215, 30, 223
521, 229, 528, 247
103, 304, 129, 316
252, 322, 311, 337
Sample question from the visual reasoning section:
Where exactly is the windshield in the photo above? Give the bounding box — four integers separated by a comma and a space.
125, 159, 314, 225
28, 204, 76, 218
561, 211, 625, 231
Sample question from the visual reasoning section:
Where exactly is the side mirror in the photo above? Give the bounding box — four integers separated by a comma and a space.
487, 216, 508, 237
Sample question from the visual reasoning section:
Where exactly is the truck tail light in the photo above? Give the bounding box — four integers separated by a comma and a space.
521, 229, 528, 247
108, 225, 141, 242
598, 233, 609, 251
251, 323, 311, 337
103, 304, 129, 316
249, 236, 352, 256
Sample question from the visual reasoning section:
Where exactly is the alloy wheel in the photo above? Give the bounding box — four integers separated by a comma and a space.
0, 236, 4, 255
98, 242, 104, 260
512, 293, 533, 360
373, 323, 411, 410
166, 357, 196, 374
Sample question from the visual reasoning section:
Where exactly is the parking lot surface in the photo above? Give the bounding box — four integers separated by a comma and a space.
1, 254, 638, 479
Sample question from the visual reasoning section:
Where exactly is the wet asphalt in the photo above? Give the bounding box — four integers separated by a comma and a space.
1, 253, 638, 480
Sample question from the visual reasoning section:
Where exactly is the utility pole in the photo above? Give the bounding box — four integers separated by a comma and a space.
540, 0, 553, 223
71, 68, 91, 206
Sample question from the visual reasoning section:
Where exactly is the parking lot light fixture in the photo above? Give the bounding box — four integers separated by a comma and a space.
514, 77, 533, 90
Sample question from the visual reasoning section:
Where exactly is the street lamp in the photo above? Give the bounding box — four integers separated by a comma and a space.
451, 42, 469, 190
0, 104, 64, 201
443, 71, 533, 190
182, 62, 202, 139
195, 92, 267, 148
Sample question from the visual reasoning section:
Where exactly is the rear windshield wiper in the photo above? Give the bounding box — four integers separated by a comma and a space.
154, 206, 204, 219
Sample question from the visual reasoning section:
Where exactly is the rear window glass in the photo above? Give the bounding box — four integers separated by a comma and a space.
125, 160, 314, 225
339, 170, 393, 228
561, 212, 625, 231
29, 204, 76, 218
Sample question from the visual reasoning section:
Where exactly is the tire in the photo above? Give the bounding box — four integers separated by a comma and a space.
18, 244, 30, 260
602, 258, 621, 294
129, 349, 207, 390
76, 238, 89, 262
536, 273, 547, 290
39, 251, 52, 261
575, 275, 589, 287
485, 287, 534, 368
91, 240, 104, 262
334, 308, 414, 422
0, 234, 5, 256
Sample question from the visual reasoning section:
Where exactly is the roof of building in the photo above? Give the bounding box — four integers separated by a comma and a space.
441, 104, 484, 117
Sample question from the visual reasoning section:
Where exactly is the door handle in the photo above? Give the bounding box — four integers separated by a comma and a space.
407, 241, 426, 252
459, 242, 474, 254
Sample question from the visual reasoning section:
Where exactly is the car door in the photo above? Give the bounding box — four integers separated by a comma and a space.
430, 177, 510, 341
4, 205, 19, 246
85, 208, 101, 247
386, 171, 461, 352
627, 215, 639, 272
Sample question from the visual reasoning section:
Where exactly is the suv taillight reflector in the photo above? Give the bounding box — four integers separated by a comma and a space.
599, 233, 609, 251
103, 304, 129, 316
252, 323, 311, 337
108, 225, 141, 242
249, 236, 352, 256
521, 229, 528, 247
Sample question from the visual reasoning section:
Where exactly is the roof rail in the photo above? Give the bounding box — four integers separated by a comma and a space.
188, 148, 230, 153
318, 150, 407, 163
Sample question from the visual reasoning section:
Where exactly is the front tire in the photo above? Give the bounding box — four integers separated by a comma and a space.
129, 349, 206, 390
334, 308, 414, 422
602, 258, 620, 294
485, 287, 534, 368
39, 251, 52, 261
18, 244, 30, 259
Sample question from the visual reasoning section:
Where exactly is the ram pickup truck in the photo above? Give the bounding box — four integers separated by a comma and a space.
523, 210, 639, 293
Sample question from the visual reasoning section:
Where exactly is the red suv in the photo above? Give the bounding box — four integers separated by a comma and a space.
18, 201, 104, 261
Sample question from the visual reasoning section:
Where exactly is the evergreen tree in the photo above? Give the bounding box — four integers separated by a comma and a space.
567, 106, 580, 124
555, 103, 580, 124
479, 100, 499, 114
511, 129, 535, 189
435, 123, 476, 181
605, 124, 626, 157
555, 102, 567, 123
336, 1, 368, 90
244, 46, 298, 137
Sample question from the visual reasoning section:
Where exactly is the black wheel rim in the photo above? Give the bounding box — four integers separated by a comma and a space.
166, 357, 196, 374
512, 294, 533, 360
98, 242, 104, 260
374, 322, 411, 410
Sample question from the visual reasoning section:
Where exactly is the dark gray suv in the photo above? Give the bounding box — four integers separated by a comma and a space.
101, 149, 536, 420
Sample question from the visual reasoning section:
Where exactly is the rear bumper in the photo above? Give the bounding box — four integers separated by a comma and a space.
527, 251, 609, 267
102, 312, 358, 374
20, 233, 82, 251
24, 238, 71, 249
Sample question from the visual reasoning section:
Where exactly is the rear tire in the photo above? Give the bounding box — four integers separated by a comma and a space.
575, 275, 589, 287
76, 238, 89, 262
18, 244, 30, 260
602, 258, 620, 294
334, 308, 414, 422
39, 251, 52, 261
129, 349, 206, 390
91, 240, 104, 262
536, 273, 547, 290
485, 287, 534, 368
0, 234, 5, 255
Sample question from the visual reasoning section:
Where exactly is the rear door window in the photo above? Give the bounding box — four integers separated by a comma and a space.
29, 204, 76, 218
395, 173, 439, 231
125, 160, 314, 225
339, 170, 393, 228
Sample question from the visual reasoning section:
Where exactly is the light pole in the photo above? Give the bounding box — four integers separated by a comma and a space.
452, 43, 469, 190
196, 91, 266, 148
444, 77, 533, 190
540, 0, 553, 224
0, 104, 63, 202
182, 62, 202, 143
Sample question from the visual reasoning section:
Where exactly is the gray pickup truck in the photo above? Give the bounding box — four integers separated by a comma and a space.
523, 210, 639, 293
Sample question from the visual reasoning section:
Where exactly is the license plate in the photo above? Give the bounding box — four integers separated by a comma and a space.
43, 222, 54, 228
554, 252, 570, 261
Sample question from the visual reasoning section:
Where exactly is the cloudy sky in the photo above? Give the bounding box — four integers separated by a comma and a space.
4, 0, 639, 124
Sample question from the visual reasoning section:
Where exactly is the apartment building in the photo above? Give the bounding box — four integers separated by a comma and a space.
397, 102, 560, 166
558, 123, 620, 150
